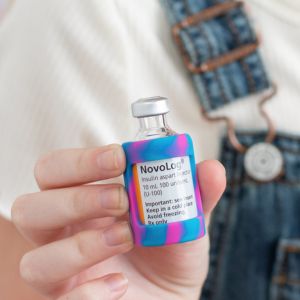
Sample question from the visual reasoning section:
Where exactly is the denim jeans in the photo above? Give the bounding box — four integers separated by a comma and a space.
159, 2, 299, 298
201, 132, 300, 300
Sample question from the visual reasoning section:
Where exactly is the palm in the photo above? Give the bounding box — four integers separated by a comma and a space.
63, 217, 208, 300
124, 239, 208, 299
14, 151, 225, 300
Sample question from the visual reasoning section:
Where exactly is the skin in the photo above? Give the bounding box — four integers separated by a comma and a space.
3, 144, 226, 300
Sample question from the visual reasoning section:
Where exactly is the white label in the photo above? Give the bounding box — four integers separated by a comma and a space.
135, 156, 198, 225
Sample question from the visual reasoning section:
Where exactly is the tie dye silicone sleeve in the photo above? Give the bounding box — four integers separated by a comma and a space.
122, 133, 205, 247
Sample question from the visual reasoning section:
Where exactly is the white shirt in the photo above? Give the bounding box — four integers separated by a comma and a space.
0, 0, 299, 220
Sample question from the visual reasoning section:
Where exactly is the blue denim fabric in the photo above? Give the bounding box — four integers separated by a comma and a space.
160, 3, 299, 298
201, 132, 300, 300
161, 0, 270, 111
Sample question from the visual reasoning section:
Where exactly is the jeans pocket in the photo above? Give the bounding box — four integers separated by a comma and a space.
271, 239, 300, 300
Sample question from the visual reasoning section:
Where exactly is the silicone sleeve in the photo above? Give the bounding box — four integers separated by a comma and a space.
122, 133, 205, 246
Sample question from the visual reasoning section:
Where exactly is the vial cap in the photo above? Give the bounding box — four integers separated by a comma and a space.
131, 96, 170, 118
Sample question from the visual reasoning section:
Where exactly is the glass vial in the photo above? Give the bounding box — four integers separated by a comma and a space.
122, 97, 205, 246
133, 96, 175, 140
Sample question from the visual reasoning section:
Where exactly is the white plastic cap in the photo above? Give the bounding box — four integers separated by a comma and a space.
131, 96, 170, 118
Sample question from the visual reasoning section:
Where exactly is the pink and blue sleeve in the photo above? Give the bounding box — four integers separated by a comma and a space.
122, 133, 206, 247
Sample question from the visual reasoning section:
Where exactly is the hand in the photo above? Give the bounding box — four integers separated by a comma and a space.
12, 144, 226, 300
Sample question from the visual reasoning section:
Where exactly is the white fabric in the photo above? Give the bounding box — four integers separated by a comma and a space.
0, 0, 299, 220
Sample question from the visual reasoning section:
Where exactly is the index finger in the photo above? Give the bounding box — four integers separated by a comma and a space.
34, 144, 126, 190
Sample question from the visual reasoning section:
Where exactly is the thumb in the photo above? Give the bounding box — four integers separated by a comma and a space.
197, 160, 226, 218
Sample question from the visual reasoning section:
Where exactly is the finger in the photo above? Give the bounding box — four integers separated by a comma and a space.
197, 160, 226, 216
20, 222, 133, 292
146, 160, 226, 279
34, 144, 126, 190
57, 273, 128, 300
12, 184, 128, 243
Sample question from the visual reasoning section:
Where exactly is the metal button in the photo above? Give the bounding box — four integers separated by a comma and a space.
244, 142, 283, 182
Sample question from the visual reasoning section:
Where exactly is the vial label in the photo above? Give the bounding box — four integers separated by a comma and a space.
133, 156, 198, 225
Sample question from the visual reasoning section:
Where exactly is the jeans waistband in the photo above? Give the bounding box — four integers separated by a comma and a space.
221, 131, 300, 185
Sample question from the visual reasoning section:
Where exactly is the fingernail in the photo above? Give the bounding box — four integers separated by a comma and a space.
103, 222, 133, 246
97, 146, 124, 171
105, 274, 128, 294
101, 187, 127, 210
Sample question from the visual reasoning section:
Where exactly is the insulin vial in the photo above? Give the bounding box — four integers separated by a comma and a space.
122, 97, 205, 246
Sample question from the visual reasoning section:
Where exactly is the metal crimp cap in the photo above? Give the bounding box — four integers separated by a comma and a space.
131, 96, 170, 118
